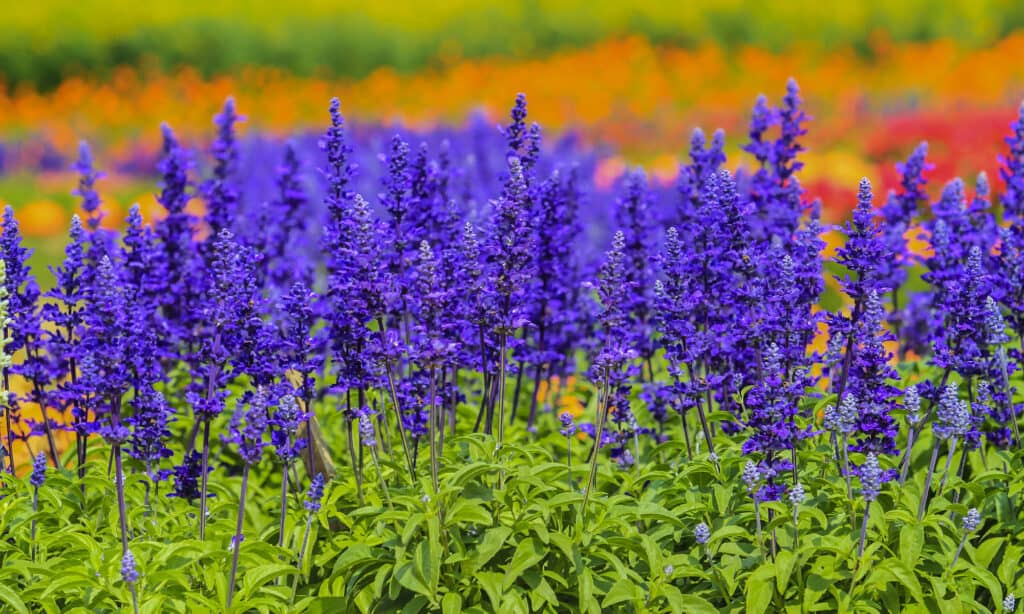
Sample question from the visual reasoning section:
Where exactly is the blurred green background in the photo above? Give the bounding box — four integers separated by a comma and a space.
6, 0, 1024, 90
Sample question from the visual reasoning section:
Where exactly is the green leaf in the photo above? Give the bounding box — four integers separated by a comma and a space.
239, 564, 296, 600
0, 584, 29, 614
477, 571, 504, 610
899, 524, 923, 568
473, 526, 512, 571
637, 502, 685, 528
871, 559, 924, 604
446, 499, 493, 527
710, 525, 751, 546
746, 563, 776, 614
441, 592, 462, 614
38, 572, 97, 601
774, 550, 796, 595
400, 596, 429, 614
394, 539, 440, 601
503, 537, 547, 590
672, 593, 718, 614
601, 578, 641, 608
529, 578, 558, 610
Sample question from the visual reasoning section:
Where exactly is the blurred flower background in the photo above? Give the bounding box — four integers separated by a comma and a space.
4, 0, 1024, 265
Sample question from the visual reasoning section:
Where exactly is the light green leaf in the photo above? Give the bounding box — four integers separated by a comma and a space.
477, 571, 504, 610
0, 584, 29, 614
899, 524, 923, 568
774, 550, 797, 595
746, 562, 776, 614
474, 526, 512, 571
666, 589, 717, 614
503, 537, 547, 590
601, 578, 641, 608
239, 564, 296, 600
441, 592, 462, 614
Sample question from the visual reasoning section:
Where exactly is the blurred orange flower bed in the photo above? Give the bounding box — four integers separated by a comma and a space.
3, 34, 1024, 230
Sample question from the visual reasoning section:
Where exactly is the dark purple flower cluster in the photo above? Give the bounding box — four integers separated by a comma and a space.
224, 388, 270, 466
4, 83, 1024, 534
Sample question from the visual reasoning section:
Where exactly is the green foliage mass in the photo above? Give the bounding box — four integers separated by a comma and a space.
0, 364, 1021, 613
5, 0, 1024, 90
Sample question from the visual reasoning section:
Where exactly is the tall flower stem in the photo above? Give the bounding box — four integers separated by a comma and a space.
290, 509, 316, 606
197, 330, 224, 541
950, 532, 967, 568
685, 364, 715, 456
841, 435, 853, 500
31, 485, 39, 561
918, 438, 942, 521
377, 322, 417, 484
472, 326, 490, 434
679, 407, 693, 461
937, 437, 958, 494
565, 438, 573, 489
198, 418, 212, 540
344, 406, 363, 504
753, 498, 765, 559
277, 463, 290, 549
792, 506, 799, 551
857, 501, 871, 558
580, 380, 611, 517
995, 348, 1021, 447
898, 426, 916, 486
3, 372, 14, 474
226, 465, 249, 609
369, 447, 392, 510
428, 366, 440, 495
495, 335, 509, 489
114, 442, 130, 554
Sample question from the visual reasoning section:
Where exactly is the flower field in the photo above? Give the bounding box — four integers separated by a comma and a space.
5, 4, 1024, 613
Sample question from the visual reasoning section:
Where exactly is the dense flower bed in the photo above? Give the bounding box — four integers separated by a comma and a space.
0, 80, 1023, 612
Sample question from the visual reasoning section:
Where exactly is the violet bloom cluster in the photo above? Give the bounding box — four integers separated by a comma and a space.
6, 82, 1024, 553
269, 394, 308, 463
225, 388, 271, 466
203, 97, 244, 241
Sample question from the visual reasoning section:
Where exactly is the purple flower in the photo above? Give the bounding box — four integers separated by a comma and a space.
742, 460, 761, 494
29, 452, 46, 487
846, 291, 900, 463
485, 157, 535, 336
676, 127, 727, 227
824, 394, 858, 435
860, 452, 882, 502
71, 141, 108, 245
1000, 101, 1024, 221
559, 412, 576, 437
325, 194, 384, 392
613, 170, 657, 358
789, 483, 805, 506
81, 256, 131, 440
167, 450, 207, 502
269, 394, 308, 463
305, 473, 325, 513
934, 382, 974, 441
280, 282, 321, 398
357, 407, 377, 448
225, 388, 270, 466
121, 549, 139, 584
152, 123, 199, 348
126, 388, 174, 479
962, 507, 980, 532
203, 97, 244, 239
694, 522, 710, 545
266, 143, 311, 289
590, 231, 638, 388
